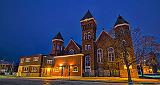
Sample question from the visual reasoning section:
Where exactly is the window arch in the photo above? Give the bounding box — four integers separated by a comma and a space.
84, 33, 87, 40
97, 48, 103, 63
69, 49, 75, 54
108, 47, 115, 62
88, 32, 91, 39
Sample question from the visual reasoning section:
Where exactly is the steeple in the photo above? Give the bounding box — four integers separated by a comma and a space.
52, 32, 64, 41
80, 10, 94, 21
114, 15, 129, 27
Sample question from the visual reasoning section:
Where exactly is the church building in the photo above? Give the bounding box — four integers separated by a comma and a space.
17, 10, 138, 78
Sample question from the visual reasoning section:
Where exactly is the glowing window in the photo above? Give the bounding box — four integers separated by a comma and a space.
33, 57, 39, 61
20, 58, 24, 63
72, 66, 78, 72
54, 67, 59, 72
25, 58, 30, 62
31, 66, 37, 72
47, 60, 53, 64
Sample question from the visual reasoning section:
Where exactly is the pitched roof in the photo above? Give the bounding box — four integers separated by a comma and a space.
75, 42, 82, 50
0, 60, 12, 65
114, 15, 129, 26
53, 32, 64, 40
65, 39, 82, 50
80, 10, 94, 21
96, 30, 112, 42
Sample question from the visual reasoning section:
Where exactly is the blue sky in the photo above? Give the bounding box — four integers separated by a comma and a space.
0, 0, 160, 63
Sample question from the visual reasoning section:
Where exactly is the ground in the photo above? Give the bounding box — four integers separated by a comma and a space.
0, 76, 160, 85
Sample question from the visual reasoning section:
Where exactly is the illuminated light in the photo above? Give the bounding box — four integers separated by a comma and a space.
59, 66, 62, 69
47, 68, 51, 72
60, 64, 62, 66
114, 23, 129, 28
52, 39, 64, 42
124, 65, 132, 69
80, 18, 95, 22
54, 54, 84, 58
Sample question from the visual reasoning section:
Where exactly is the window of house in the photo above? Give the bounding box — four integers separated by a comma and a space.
69, 49, 75, 54
56, 45, 59, 50
25, 58, 30, 62
85, 45, 87, 50
23, 67, 29, 72
60, 46, 63, 51
88, 32, 91, 39
120, 27, 124, 34
97, 48, 103, 63
47, 60, 53, 64
108, 47, 115, 62
31, 66, 37, 72
20, 58, 24, 63
85, 55, 90, 66
88, 45, 91, 50
85, 44, 91, 51
33, 57, 39, 61
72, 66, 78, 72
54, 67, 59, 72
84, 33, 87, 40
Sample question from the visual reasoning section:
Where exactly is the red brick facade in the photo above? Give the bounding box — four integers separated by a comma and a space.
18, 10, 138, 78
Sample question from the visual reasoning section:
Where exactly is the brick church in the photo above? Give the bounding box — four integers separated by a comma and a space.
17, 10, 138, 78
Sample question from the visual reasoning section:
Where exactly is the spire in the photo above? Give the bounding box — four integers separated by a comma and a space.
114, 15, 129, 26
80, 10, 94, 21
53, 32, 64, 41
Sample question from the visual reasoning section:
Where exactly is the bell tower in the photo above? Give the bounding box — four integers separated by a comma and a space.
80, 10, 97, 76
114, 15, 138, 78
51, 32, 64, 56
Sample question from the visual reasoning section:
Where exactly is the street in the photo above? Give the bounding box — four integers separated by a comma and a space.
0, 78, 159, 85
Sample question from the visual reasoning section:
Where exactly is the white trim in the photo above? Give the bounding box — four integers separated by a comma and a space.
52, 39, 64, 42
80, 18, 95, 22
54, 54, 84, 58
95, 30, 110, 42
114, 23, 129, 28
64, 39, 80, 50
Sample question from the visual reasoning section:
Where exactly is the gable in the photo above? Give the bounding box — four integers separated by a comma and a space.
96, 30, 113, 44
64, 39, 81, 54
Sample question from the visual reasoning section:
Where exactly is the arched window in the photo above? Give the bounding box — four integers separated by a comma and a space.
84, 33, 87, 40
85, 55, 90, 66
69, 49, 74, 54
88, 32, 91, 39
85, 55, 91, 72
56, 44, 59, 50
97, 48, 103, 63
108, 47, 115, 62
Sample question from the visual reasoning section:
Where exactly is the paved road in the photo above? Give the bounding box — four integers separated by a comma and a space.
0, 78, 158, 85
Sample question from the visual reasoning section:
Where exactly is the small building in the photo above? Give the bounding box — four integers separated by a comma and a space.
17, 54, 43, 77
0, 60, 13, 75
41, 54, 83, 77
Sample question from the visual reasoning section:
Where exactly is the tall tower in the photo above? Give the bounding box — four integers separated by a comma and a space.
51, 32, 64, 56
114, 15, 138, 78
80, 10, 97, 76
